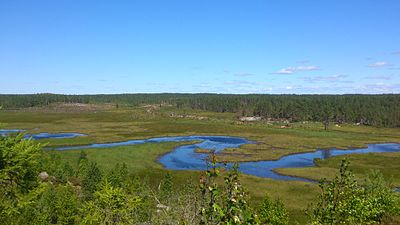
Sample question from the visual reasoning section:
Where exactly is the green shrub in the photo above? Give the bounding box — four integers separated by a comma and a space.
308, 159, 400, 225
258, 195, 289, 225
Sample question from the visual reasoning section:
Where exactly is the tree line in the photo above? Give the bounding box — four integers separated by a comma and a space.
1, 93, 399, 127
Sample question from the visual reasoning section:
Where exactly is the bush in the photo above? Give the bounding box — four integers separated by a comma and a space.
258, 195, 289, 225
308, 159, 400, 225
199, 153, 258, 224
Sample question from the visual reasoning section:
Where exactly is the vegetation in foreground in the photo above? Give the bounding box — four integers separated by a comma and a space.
1, 135, 399, 224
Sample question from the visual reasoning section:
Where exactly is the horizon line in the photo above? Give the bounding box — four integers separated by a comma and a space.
0, 92, 399, 96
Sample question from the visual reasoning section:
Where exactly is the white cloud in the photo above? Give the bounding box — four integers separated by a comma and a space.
368, 61, 389, 67
274, 68, 294, 74
303, 74, 348, 82
272, 65, 319, 74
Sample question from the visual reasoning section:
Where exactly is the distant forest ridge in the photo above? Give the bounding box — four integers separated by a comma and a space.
1, 93, 399, 127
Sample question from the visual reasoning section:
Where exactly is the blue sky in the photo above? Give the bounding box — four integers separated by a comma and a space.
0, 0, 399, 94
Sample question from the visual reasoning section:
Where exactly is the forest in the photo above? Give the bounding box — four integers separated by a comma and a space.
1, 93, 399, 127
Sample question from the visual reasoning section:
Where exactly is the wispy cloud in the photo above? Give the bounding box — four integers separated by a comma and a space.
224, 80, 256, 86
364, 75, 392, 80
368, 61, 389, 68
272, 68, 294, 74
192, 82, 211, 89
391, 51, 400, 55
271, 65, 319, 74
303, 74, 348, 83
223, 80, 271, 90
268, 82, 400, 94
355, 82, 400, 93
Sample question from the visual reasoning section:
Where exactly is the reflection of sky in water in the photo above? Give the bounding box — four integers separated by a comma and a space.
51, 134, 400, 182
0, 129, 25, 136
238, 143, 400, 181
3, 130, 400, 182
0, 129, 86, 140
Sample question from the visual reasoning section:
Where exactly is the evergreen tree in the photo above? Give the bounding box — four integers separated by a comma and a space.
80, 179, 141, 225
81, 162, 102, 200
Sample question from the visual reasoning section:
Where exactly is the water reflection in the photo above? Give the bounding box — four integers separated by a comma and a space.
51, 135, 400, 182
0, 129, 86, 140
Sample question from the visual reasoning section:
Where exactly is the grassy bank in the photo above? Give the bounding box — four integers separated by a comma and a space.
275, 152, 400, 187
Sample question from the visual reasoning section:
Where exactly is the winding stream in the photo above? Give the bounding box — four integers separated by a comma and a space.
2, 130, 400, 182
0, 129, 86, 139
53, 135, 400, 182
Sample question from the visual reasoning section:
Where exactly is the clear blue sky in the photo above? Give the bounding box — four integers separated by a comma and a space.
1, 0, 399, 94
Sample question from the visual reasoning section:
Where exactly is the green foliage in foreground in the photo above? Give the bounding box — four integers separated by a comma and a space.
80, 180, 141, 224
308, 159, 400, 225
0, 134, 42, 193
199, 155, 255, 224
258, 195, 289, 225
1, 136, 399, 224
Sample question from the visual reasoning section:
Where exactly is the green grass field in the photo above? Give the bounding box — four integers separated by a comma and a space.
2, 103, 400, 224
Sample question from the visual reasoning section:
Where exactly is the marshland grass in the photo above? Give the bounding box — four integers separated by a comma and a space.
1, 103, 400, 223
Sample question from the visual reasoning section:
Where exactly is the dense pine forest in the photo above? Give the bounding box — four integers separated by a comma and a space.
1, 93, 399, 127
